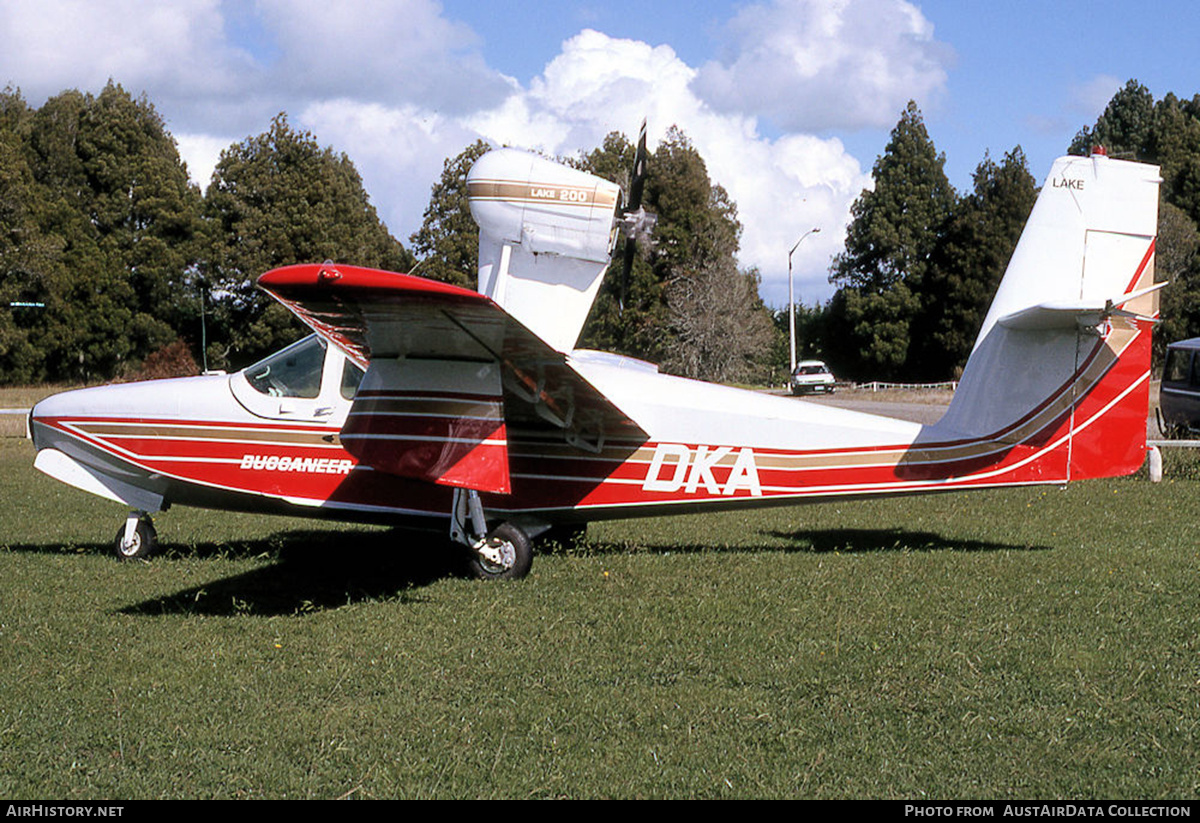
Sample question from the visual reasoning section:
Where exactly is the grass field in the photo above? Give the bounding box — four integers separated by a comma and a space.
0, 385, 70, 438
2, 435, 1198, 799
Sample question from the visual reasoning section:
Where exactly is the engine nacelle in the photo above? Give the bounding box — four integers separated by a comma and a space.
468, 149, 620, 263
467, 149, 621, 352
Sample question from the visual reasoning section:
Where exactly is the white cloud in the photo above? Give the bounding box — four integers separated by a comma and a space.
461, 31, 705, 153
459, 29, 871, 305
1072, 74, 1123, 119
0, 0, 511, 133
692, 0, 951, 132
0, 0, 252, 107
255, 0, 511, 114
173, 133, 231, 192
298, 99, 482, 242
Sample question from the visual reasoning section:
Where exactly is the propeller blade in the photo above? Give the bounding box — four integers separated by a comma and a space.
628, 120, 648, 213
620, 120, 650, 314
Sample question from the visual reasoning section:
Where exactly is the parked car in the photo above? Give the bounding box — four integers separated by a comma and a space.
790, 360, 836, 395
1159, 337, 1200, 437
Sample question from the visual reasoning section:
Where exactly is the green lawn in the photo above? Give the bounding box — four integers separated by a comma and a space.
1, 436, 1197, 799
0, 385, 71, 437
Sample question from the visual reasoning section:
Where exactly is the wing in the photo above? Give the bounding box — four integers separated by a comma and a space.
258, 262, 647, 494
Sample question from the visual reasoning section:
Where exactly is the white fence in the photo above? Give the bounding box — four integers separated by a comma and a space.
854, 381, 958, 392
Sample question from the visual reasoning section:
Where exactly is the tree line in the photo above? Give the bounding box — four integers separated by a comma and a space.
2, 79, 1197, 388
0, 82, 412, 384
805, 81, 1200, 382
0, 82, 775, 385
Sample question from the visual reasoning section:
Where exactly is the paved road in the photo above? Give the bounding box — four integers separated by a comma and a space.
797, 395, 949, 425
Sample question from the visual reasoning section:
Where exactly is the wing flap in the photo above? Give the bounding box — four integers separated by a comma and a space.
258, 263, 646, 493
340, 360, 511, 494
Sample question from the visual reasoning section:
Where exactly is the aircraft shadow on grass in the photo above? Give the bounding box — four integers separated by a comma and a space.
3, 528, 452, 616
762, 527, 1051, 555
12, 525, 1047, 617
571, 527, 1051, 558
116, 528, 463, 616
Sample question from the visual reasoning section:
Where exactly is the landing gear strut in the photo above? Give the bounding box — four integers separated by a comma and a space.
114, 511, 157, 560
451, 490, 533, 580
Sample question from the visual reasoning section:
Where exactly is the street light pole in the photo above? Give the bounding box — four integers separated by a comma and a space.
788, 227, 820, 374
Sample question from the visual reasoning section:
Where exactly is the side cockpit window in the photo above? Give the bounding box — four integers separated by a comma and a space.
340, 359, 365, 400
245, 336, 327, 398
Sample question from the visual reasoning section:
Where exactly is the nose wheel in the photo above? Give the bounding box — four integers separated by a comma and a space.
114, 512, 158, 560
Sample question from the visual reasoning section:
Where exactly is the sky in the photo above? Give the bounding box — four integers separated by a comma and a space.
0, 0, 1196, 307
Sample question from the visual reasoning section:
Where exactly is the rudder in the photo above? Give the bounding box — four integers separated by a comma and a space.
933, 150, 1161, 481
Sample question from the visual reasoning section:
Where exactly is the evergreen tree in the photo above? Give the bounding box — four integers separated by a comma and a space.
204, 113, 413, 367
74, 83, 204, 338
828, 101, 955, 380
576, 131, 663, 359
408, 140, 490, 288
639, 127, 774, 381
0, 88, 47, 382
916, 148, 1037, 379
1070, 80, 1156, 160
1, 83, 202, 382
1156, 202, 1200, 365
824, 282, 921, 381
1149, 93, 1200, 224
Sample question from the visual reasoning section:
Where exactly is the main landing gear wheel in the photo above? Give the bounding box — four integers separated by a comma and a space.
114, 515, 157, 560
466, 522, 533, 581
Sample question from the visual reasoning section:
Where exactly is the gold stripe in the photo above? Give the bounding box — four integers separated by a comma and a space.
74, 423, 333, 446
467, 180, 618, 208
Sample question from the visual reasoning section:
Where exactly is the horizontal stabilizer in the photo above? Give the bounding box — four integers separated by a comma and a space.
998, 281, 1166, 330
997, 301, 1109, 331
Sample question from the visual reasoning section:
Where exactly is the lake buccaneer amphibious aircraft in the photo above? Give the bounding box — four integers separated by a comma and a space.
29, 142, 1162, 579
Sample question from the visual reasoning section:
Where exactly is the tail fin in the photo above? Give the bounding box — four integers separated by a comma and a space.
934, 151, 1161, 481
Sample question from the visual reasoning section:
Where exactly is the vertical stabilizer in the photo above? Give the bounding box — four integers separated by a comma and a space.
933, 152, 1161, 481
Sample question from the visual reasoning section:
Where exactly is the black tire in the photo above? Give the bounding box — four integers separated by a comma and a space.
1156, 406, 1185, 440
114, 516, 157, 560
466, 522, 533, 580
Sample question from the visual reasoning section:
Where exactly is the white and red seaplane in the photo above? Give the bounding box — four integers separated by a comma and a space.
29, 144, 1161, 579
